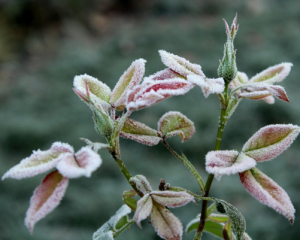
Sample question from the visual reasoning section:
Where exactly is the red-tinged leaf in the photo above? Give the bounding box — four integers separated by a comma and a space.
229, 72, 249, 90
150, 191, 195, 208
187, 75, 224, 97
242, 124, 300, 162
126, 79, 193, 112
159, 50, 204, 77
206, 151, 256, 180
239, 90, 271, 100
73, 74, 111, 110
151, 203, 183, 240
249, 63, 293, 84
129, 175, 152, 195
239, 168, 295, 224
266, 85, 289, 102
145, 68, 183, 81
120, 118, 161, 146
110, 59, 146, 110
133, 193, 153, 228
25, 170, 69, 233
158, 111, 195, 142
2, 142, 74, 180
56, 147, 102, 178
223, 221, 233, 240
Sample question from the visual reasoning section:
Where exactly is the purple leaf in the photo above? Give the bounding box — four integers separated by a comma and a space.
133, 193, 153, 228
150, 191, 195, 208
240, 168, 295, 224
242, 124, 300, 162
206, 151, 256, 180
25, 170, 69, 233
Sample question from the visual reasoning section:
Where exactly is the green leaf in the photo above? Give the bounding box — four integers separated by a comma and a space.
158, 111, 195, 142
209, 214, 229, 223
93, 110, 114, 138
223, 221, 233, 240
225, 97, 241, 121
213, 198, 246, 240
122, 190, 137, 211
204, 220, 224, 239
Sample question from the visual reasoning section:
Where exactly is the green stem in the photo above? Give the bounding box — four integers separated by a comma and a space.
194, 84, 229, 240
162, 139, 205, 192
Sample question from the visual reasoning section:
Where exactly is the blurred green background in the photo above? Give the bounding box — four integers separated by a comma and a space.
1, 0, 300, 239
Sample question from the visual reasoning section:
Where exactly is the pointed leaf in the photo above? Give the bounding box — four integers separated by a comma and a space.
151, 203, 183, 240
150, 191, 195, 208
25, 170, 69, 233
242, 233, 252, 240
126, 79, 194, 112
133, 193, 153, 228
120, 118, 161, 146
242, 124, 300, 162
239, 168, 295, 224
129, 175, 152, 195
206, 151, 256, 180
159, 50, 204, 77
56, 147, 102, 178
187, 75, 225, 97
73, 74, 111, 109
93, 231, 114, 240
225, 97, 241, 120
122, 190, 137, 211
223, 221, 233, 240
249, 63, 293, 84
158, 111, 195, 142
2, 142, 74, 180
110, 59, 146, 110
145, 68, 183, 81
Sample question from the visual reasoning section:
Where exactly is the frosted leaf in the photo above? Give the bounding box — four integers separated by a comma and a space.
93, 205, 131, 240
206, 151, 256, 180
150, 191, 195, 208
133, 193, 153, 228
120, 118, 161, 146
242, 124, 300, 162
158, 111, 195, 142
145, 68, 184, 82
110, 59, 146, 110
2, 142, 74, 180
187, 75, 225, 97
56, 147, 102, 178
25, 170, 69, 234
126, 79, 194, 112
243, 232, 252, 240
129, 175, 152, 195
261, 95, 275, 104
159, 50, 204, 77
229, 72, 249, 90
80, 138, 109, 152
73, 74, 111, 110
208, 213, 229, 223
239, 168, 295, 224
224, 13, 239, 40
151, 203, 183, 240
249, 63, 293, 84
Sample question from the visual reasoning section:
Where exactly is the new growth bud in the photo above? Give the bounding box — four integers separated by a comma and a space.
218, 14, 239, 84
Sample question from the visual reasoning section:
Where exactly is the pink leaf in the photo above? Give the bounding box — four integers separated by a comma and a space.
239, 168, 295, 224
126, 79, 193, 112
150, 191, 195, 208
159, 50, 204, 77
242, 124, 300, 162
133, 193, 153, 228
158, 111, 195, 142
145, 68, 183, 81
110, 59, 146, 110
56, 147, 102, 178
151, 203, 183, 240
187, 75, 224, 97
2, 142, 74, 180
120, 133, 161, 146
205, 151, 256, 180
249, 63, 293, 84
129, 175, 152, 195
229, 72, 249, 90
25, 170, 69, 233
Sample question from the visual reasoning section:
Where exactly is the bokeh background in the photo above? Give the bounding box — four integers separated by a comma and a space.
1, 0, 300, 239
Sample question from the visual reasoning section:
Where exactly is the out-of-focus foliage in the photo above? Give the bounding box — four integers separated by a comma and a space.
1, 0, 300, 240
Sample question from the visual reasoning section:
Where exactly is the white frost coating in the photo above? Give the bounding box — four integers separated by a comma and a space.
93, 231, 114, 240
261, 95, 275, 104
2, 142, 74, 180
229, 72, 249, 90
205, 151, 256, 180
129, 175, 152, 194
249, 62, 293, 83
240, 168, 295, 223
25, 171, 69, 233
159, 50, 205, 77
187, 75, 225, 97
120, 132, 161, 146
185, 218, 200, 234
242, 124, 300, 162
80, 138, 109, 152
126, 78, 194, 112
144, 68, 183, 82
151, 204, 183, 240
73, 74, 111, 110
134, 193, 153, 228
57, 147, 102, 178
150, 191, 195, 208
110, 59, 146, 108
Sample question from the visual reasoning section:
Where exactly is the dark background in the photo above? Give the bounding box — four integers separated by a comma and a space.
1, 0, 300, 239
